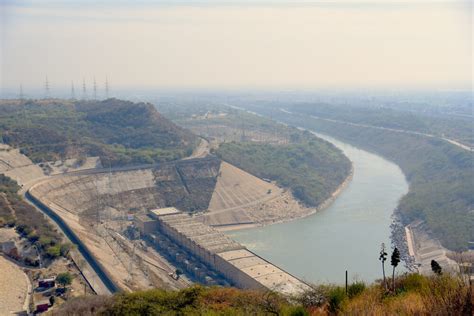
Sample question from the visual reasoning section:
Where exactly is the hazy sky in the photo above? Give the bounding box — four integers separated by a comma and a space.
1, 0, 472, 92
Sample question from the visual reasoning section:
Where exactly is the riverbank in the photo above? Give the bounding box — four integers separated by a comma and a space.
228, 131, 408, 283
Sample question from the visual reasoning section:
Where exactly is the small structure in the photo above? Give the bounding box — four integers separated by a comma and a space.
134, 214, 158, 235
35, 301, 50, 313
38, 277, 56, 288
149, 207, 181, 218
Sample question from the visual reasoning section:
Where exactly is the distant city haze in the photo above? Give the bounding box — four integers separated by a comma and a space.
1, 1, 472, 91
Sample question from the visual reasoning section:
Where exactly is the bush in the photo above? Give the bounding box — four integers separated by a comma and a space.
60, 243, 72, 257
398, 273, 428, 292
46, 245, 61, 258
347, 281, 366, 298
327, 286, 347, 313
56, 272, 73, 288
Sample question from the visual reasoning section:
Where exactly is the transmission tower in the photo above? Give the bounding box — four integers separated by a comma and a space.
19, 84, 24, 100
71, 81, 76, 100
93, 77, 97, 100
105, 77, 110, 99
82, 79, 87, 100
44, 76, 50, 99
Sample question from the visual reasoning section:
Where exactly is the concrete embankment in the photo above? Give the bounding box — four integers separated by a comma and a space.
25, 190, 119, 295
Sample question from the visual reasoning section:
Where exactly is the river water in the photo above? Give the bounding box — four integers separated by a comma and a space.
226, 132, 408, 284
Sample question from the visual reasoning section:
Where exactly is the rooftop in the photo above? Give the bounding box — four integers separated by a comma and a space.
218, 249, 311, 295
149, 207, 181, 218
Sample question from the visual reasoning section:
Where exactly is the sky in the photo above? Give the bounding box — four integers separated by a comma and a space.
0, 0, 472, 93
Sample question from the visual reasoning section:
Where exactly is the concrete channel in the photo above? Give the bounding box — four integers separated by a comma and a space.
25, 191, 120, 294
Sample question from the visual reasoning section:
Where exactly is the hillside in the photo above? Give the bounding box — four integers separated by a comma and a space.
156, 103, 352, 209
0, 99, 198, 166
216, 140, 351, 208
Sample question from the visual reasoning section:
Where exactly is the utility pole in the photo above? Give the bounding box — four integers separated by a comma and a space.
345, 270, 348, 295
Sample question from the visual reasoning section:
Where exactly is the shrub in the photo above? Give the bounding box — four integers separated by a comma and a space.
56, 272, 73, 288
398, 273, 429, 292
46, 245, 61, 258
285, 305, 309, 316
60, 243, 73, 257
347, 281, 366, 298
327, 286, 347, 313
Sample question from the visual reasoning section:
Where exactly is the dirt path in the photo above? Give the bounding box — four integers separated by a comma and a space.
185, 138, 210, 159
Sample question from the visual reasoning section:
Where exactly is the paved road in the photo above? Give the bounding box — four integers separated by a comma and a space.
55, 155, 218, 177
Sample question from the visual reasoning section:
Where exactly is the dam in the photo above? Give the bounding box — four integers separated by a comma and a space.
136, 207, 310, 295
26, 154, 313, 294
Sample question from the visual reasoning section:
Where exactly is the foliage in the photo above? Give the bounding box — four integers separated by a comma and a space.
0, 175, 67, 259
347, 282, 366, 298
216, 140, 351, 207
0, 174, 20, 197
57, 272, 73, 287
390, 247, 401, 290
54, 273, 472, 315
0, 99, 197, 166
327, 287, 347, 313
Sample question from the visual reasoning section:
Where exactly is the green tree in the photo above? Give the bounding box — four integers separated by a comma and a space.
379, 243, 388, 290
60, 243, 72, 257
57, 272, 73, 288
46, 245, 61, 258
390, 247, 400, 291
431, 260, 442, 275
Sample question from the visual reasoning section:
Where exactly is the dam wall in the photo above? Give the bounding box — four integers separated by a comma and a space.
140, 208, 311, 295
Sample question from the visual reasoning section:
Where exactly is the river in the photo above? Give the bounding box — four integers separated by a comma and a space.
226, 132, 409, 284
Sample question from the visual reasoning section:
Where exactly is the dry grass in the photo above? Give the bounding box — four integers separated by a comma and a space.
337, 273, 472, 315
50, 273, 473, 315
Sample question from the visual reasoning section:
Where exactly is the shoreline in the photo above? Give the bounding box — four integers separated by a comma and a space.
215, 164, 354, 232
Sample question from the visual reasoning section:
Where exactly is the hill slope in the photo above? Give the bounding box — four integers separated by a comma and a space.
0, 99, 198, 166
